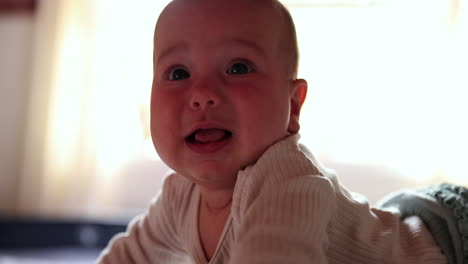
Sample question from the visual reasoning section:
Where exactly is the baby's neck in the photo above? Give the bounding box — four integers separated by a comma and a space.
198, 186, 233, 260
198, 186, 234, 214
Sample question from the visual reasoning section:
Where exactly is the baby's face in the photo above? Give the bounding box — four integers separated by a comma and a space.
151, 0, 302, 189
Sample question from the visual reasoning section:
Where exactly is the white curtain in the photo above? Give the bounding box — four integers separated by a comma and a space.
18, 0, 98, 217
18, 0, 169, 218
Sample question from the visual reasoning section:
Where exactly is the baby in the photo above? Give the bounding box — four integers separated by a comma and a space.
98, 0, 467, 263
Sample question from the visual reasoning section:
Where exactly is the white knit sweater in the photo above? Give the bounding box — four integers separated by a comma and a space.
97, 134, 447, 263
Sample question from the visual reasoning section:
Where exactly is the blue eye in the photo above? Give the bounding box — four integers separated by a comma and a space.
168, 67, 190, 81
227, 62, 253, 75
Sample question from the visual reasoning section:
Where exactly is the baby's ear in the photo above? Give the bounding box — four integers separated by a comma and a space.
287, 79, 308, 134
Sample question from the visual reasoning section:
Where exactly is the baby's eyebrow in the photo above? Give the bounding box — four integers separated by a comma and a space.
155, 42, 189, 64
229, 39, 265, 57
154, 39, 265, 64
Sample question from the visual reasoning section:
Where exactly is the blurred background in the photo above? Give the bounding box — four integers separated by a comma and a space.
1, 0, 467, 223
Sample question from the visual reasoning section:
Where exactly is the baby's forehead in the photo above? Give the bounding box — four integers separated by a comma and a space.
156, 0, 288, 46
158, 0, 285, 27
155, 0, 297, 77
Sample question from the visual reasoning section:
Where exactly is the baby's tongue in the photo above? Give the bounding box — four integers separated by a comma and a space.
194, 129, 226, 143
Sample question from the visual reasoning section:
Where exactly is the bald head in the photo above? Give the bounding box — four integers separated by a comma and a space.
154, 0, 299, 80
272, 0, 299, 79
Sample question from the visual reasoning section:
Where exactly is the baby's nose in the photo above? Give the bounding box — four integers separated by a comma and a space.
189, 81, 221, 110
191, 98, 216, 109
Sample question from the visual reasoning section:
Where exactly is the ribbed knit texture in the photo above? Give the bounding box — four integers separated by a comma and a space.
97, 134, 447, 264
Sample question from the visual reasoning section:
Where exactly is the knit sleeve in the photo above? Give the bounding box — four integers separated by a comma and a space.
229, 175, 336, 264
96, 174, 189, 264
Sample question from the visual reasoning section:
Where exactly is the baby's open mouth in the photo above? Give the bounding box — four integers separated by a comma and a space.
185, 128, 233, 144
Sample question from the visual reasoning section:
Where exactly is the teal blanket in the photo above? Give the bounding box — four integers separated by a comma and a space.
377, 183, 468, 264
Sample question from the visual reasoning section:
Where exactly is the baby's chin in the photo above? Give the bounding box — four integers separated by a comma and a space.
179, 166, 240, 190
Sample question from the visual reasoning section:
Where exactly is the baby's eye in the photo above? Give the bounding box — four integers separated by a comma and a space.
226, 61, 254, 75
168, 67, 190, 81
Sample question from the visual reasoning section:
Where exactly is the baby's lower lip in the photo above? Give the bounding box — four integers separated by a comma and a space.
185, 135, 232, 154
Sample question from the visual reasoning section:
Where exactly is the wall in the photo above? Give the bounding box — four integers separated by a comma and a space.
0, 12, 34, 213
